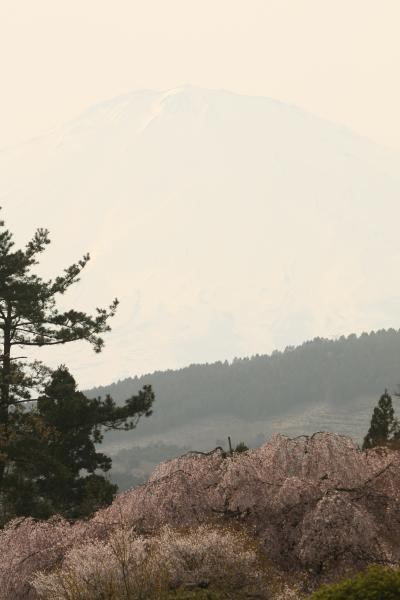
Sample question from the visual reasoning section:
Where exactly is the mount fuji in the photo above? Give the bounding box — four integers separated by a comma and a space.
1, 86, 400, 389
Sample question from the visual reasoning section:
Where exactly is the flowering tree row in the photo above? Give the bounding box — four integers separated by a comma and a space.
1, 432, 399, 599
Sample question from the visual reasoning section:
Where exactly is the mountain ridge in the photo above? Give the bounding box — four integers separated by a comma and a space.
81, 329, 400, 489
1, 86, 400, 388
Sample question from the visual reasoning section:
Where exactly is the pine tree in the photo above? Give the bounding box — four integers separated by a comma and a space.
0, 211, 119, 490
4, 366, 154, 520
0, 210, 155, 522
362, 389, 397, 450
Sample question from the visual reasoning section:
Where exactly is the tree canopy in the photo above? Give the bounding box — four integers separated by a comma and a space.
0, 214, 118, 407
4, 366, 154, 520
362, 389, 399, 450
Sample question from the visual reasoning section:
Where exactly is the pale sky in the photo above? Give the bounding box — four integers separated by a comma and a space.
1, 0, 400, 150
1, 0, 400, 389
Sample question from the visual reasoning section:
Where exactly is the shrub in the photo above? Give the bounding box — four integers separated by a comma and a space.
33, 528, 166, 600
33, 523, 274, 600
0, 516, 87, 600
308, 565, 400, 600
157, 523, 265, 595
234, 442, 249, 453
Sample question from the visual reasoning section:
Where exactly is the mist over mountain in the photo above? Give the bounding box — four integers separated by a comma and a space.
1, 86, 400, 389
85, 329, 400, 490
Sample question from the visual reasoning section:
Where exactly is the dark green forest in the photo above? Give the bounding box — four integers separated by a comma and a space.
88, 328, 400, 437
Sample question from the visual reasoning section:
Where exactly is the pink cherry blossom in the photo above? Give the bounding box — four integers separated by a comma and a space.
1, 432, 399, 599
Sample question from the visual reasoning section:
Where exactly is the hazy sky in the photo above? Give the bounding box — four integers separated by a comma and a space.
1, 0, 400, 150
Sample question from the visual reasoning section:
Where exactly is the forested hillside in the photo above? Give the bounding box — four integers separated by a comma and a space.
4, 86, 400, 388
86, 329, 400, 489
88, 329, 400, 429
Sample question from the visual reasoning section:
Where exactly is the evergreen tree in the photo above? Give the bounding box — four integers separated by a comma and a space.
0, 212, 120, 488
0, 211, 155, 521
3, 366, 154, 520
362, 389, 397, 450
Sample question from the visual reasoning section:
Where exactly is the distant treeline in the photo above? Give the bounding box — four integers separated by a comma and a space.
86, 329, 400, 442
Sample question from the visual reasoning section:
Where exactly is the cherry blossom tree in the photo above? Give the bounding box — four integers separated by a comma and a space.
33, 523, 271, 600
1, 432, 400, 599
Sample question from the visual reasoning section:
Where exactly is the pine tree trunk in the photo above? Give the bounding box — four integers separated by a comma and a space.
0, 308, 12, 490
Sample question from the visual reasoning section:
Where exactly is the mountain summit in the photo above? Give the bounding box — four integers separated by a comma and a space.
1, 87, 399, 386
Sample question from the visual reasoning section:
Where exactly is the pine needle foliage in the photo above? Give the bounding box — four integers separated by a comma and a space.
362, 390, 399, 450
0, 210, 154, 522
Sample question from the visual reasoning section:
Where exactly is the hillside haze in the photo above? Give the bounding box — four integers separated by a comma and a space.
86, 330, 400, 490
1, 86, 400, 387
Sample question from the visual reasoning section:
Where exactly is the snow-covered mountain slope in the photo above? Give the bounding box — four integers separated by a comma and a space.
1, 86, 400, 387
